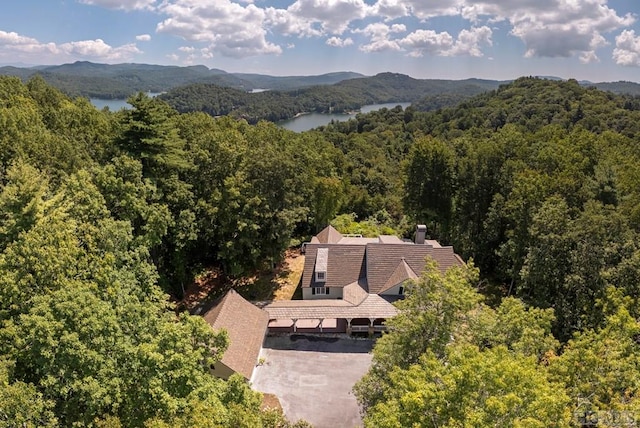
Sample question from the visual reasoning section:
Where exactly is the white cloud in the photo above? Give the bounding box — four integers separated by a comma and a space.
371, 0, 410, 21
359, 38, 402, 53
613, 29, 640, 66
157, 0, 282, 58
136, 34, 151, 41
287, 0, 372, 35
460, 0, 634, 59
0, 30, 58, 55
264, 7, 322, 37
580, 50, 599, 64
200, 47, 214, 59
356, 22, 406, 53
59, 39, 141, 61
0, 30, 141, 63
403, 0, 462, 20
326, 37, 354, 47
447, 26, 492, 57
73, 0, 632, 64
395, 26, 492, 57
398, 29, 455, 57
357, 23, 406, 38
77, 0, 156, 11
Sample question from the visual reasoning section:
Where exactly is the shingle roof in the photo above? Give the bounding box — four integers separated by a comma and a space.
337, 237, 379, 245
313, 225, 343, 244
303, 227, 464, 294
379, 258, 418, 294
366, 243, 462, 294
377, 235, 404, 244
263, 293, 397, 320
302, 244, 366, 289
202, 290, 268, 380
342, 280, 369, 305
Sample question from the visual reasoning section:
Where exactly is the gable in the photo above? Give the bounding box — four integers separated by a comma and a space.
379, 258, 418, 294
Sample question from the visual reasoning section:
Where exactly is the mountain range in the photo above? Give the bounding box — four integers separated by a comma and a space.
0, 61, 364, 99
3, 62, 640, 102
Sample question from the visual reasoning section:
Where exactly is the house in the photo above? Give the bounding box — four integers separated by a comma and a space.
202, 289, 269, 381
262, 225, 464, 334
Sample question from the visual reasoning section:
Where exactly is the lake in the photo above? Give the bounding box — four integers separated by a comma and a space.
90, 92, 163, 110
278, 102, 411, 132
89, 97, 411, 132
90, 98, 130, 110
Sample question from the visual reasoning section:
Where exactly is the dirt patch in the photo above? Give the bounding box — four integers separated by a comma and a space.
272, 249, 304, 301
261, 393, 283, 412
180, 248, 305, 311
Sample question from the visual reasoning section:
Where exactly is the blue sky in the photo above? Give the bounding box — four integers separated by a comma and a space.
1, 1, 640, 82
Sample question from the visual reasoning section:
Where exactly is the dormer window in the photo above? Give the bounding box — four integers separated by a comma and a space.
315, 248, 328, 283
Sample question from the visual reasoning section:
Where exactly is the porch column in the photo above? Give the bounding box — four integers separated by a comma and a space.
319, 318, 324, 333
368, 318, 375, 337
292, 319, 298, 333
346, 318, 352, 335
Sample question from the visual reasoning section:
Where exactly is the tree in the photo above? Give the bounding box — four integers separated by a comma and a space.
354, 260, 481, 411
311, 176, 343, 231
549, 300, 640, 422
117, 93, 190, 178
403, 136, 455, 239
364, 344, 571, 428
450, 127, 519, 276
0, 161, 50, 251
519, 195, 573, 310
356, 259, 568, 427
0, 360, 57, 428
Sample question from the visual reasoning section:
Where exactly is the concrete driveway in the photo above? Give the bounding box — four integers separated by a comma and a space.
251, 335, 375, 428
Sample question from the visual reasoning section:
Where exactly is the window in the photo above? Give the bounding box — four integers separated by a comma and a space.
315, 271, 326, 282
312, 287, 329, 295
399, 286, 404, 295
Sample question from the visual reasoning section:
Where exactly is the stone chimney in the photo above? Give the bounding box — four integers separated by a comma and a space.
415, 225, 427, 245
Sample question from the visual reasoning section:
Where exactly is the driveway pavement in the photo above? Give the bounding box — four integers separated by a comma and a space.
251, 335, 375, 428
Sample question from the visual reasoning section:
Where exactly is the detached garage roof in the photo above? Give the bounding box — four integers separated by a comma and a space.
203, 289, 269, 380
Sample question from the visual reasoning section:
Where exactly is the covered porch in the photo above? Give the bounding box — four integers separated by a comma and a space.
262, 294, 398, 336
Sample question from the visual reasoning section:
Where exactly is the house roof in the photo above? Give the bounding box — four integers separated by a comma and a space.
312, 225, 343, 244
366, 244, 464, 294
262, 293, 397, 320
202, 290, 269, 380
303, 244, 367, 289
302, 225, 464, 294
342, 280, 369, 305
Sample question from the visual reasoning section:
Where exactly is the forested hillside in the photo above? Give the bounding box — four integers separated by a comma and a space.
322, 78, 640, 425
159, 73, 502, 123
2, 73, 640, 426
0, 75, 317, 427
322, 77, 640, 338
0, 61, 363, 99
